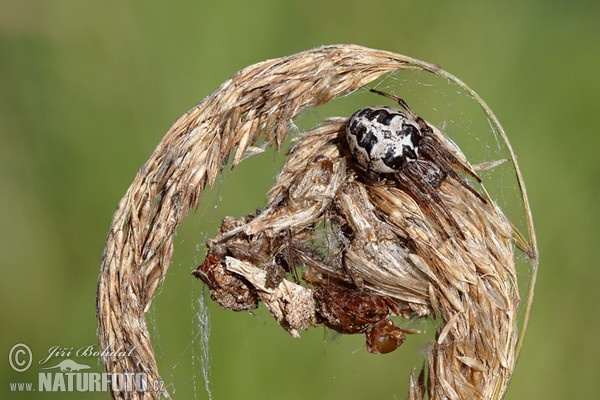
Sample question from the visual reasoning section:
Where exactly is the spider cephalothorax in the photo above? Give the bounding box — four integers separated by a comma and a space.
346, 89, 486, 238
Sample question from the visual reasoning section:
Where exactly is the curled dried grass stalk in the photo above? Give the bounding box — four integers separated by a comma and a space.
97, 44, 537, 399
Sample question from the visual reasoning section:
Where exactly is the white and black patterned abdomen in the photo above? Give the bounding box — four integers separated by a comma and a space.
346, 106, 422, 174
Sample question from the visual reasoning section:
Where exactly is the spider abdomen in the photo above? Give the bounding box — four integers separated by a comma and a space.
346, 106, 422, 175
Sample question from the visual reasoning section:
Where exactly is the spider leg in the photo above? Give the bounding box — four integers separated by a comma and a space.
420, 135, 481, 180
395, 168, 465, 240
369, 89, 418, 120
419, 137, 487, 204
415, 176, 467, 241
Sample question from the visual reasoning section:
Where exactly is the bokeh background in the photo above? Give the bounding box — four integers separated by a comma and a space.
2, 1, 599, 399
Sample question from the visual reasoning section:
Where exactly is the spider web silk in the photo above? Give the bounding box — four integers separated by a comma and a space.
195, 292, 213, 400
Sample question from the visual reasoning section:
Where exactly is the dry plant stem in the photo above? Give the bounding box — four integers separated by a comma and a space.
97, 44, 536, 400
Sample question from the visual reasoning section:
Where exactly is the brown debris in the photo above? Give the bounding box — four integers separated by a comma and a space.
191, 254, 258, 312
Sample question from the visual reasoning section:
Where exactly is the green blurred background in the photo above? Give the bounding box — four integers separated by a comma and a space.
2, 0, 599, 399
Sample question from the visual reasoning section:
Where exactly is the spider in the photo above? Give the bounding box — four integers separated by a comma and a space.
346, 89, 486, 239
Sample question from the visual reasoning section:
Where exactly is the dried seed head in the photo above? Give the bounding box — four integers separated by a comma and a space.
98, 44, 537, 400
197, 114, 519, 398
